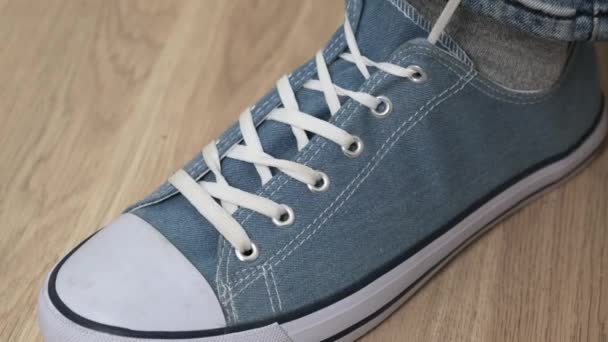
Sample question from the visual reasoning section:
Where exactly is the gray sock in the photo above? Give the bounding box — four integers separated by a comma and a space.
407, 0, 570, 90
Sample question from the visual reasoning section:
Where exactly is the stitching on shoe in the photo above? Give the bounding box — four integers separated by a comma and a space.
225, 246, 239, 322
221, 281, 233, 324
216, 238, 229, 321
219, 239, 240, 323
468, 82, 551, 105
229, 292, 239, 322
262, 267, 276, 313
468, 76, 555, 103
222, 67, 476, 302
269, 265, 283, 311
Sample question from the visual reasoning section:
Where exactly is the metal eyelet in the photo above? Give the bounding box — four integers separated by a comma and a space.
408, 65, 428, 83
307, 171, 330, 192
371, 96, 392, 118
272, 204, 295, 227
342, 135, 364, 158
236, 242, 259, 262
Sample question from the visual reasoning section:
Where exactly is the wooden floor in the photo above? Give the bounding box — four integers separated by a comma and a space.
0, 1, 607, 341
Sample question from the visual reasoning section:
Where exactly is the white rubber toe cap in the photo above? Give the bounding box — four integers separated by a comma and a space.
50, 213, 226, 332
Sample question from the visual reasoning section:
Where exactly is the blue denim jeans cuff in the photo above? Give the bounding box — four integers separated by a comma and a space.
462, 0, 608, 41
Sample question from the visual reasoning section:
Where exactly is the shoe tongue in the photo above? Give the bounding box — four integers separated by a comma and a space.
213, 0, 431, 193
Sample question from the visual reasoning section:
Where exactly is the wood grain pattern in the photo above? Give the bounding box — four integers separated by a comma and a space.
0, 1, 606, 341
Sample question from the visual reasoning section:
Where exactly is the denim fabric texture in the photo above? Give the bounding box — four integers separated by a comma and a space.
462, 0, 608, 41
129, 0, 602, 327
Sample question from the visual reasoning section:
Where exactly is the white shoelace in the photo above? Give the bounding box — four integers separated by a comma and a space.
169, 0, 461, 260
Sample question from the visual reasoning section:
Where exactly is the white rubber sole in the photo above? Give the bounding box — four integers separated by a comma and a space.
39, 105, 607, 342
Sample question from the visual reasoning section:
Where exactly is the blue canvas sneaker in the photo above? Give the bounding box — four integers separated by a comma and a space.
38, 0, 607, 341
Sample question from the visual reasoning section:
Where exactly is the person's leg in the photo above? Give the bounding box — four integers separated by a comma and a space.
461, 0, 608, 42
409, 0, 570, 90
